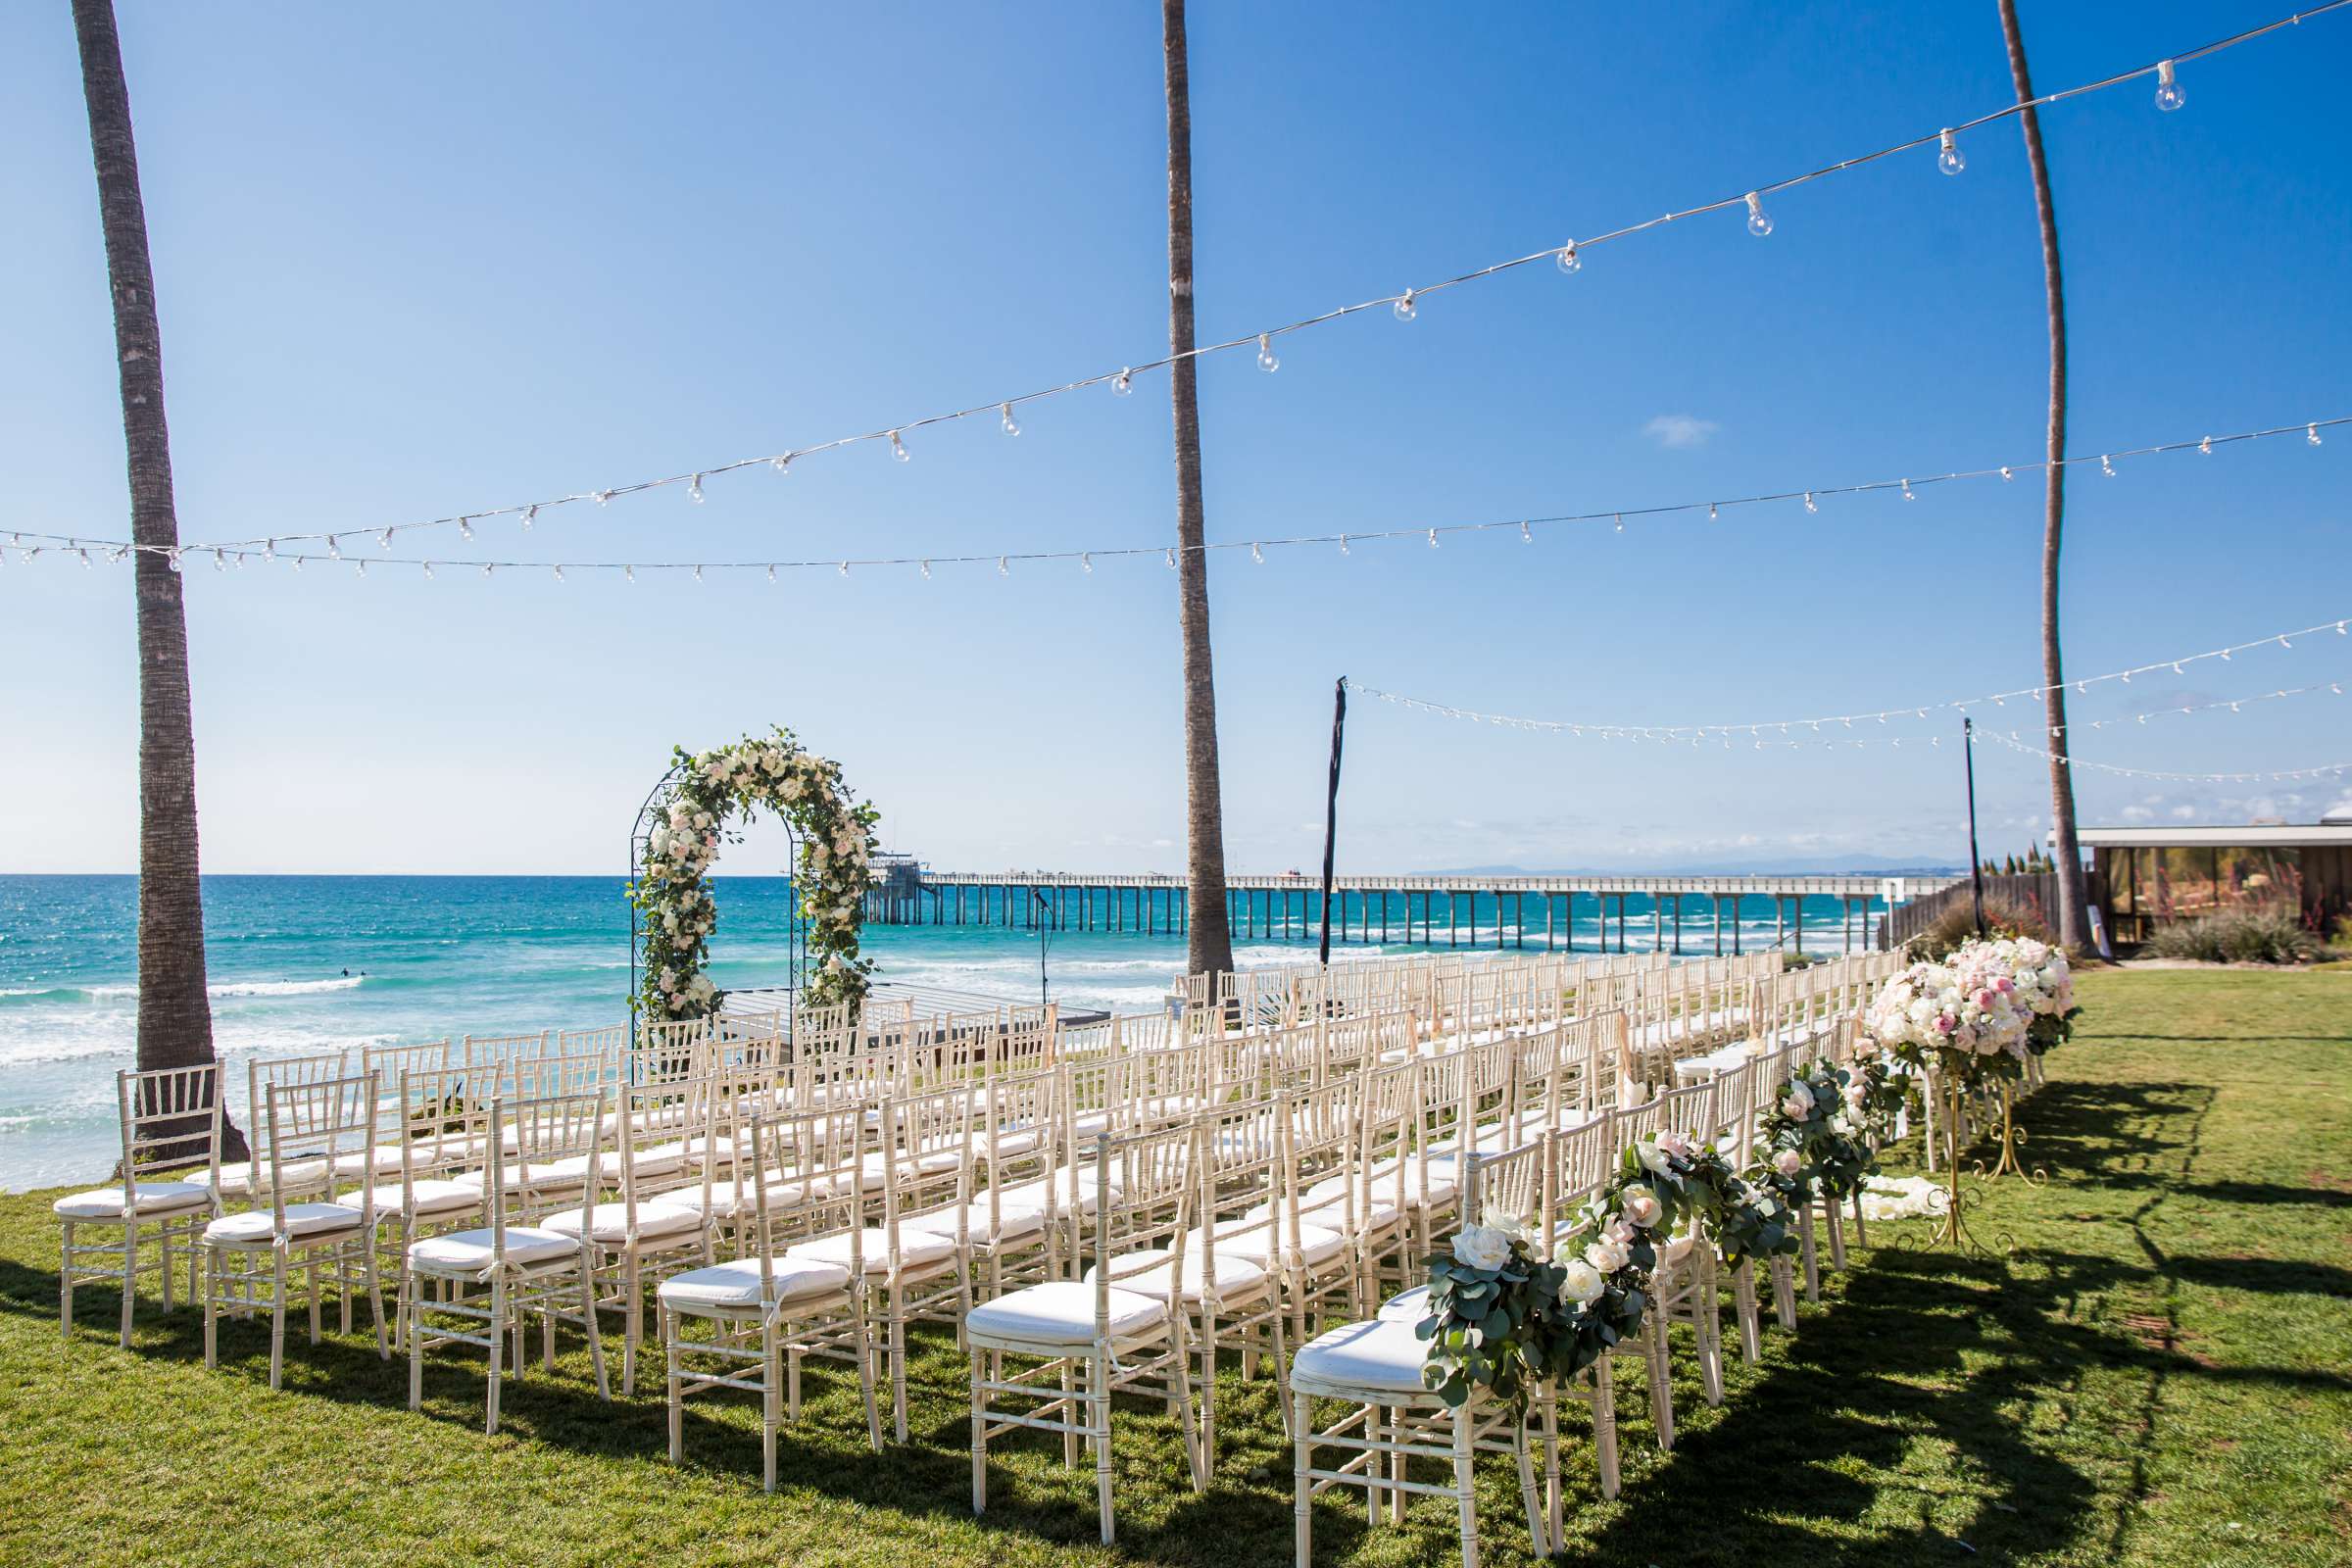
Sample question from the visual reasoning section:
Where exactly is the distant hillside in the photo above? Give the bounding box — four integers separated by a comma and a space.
1436, 856, 1964, 877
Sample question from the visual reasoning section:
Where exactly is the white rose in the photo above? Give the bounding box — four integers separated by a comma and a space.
1583, 1236, 1630, 1274
1618, 1185, 1662, 1228
1555, 1258, 1605, 1305
1636, 1138, 1675, 1178
1450, 1224, 1515, 1272
1773, 1149, 1802, 1177
1781, 1083, 1816, 1120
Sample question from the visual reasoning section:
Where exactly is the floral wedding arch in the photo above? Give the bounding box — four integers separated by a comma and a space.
627, 727, 879, 1022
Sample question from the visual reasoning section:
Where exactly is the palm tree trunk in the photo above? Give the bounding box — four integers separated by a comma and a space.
1162, 0, 1236, 984
1995, 0, 2092, 953
71, 0, 241, 1158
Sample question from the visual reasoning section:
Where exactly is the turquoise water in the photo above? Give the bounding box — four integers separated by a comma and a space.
0, 874, 1880, 1189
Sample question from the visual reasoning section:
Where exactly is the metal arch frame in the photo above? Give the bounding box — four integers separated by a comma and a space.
627, 760, 805, 1048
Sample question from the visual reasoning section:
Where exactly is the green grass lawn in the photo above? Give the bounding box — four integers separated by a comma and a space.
1, 968, 2345, 1567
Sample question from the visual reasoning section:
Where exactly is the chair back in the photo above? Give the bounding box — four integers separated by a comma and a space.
115, 1062, 224, 1202
263, 1071, 380, 1235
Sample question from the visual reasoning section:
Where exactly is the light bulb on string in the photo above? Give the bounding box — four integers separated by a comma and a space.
767, 564, 778, 583
1113, 369, 1134, 396
1338, 535, 1350, 556
2309, 423, 2324, 446
1164, 548, 1176, 569
1743, 191, 1773, 237
264, 538, 277, 561
2100, 454, 2116, 476
838, 562, 850, 578
354, 560, 366, 577
379, 528, 394, 551
2199, 436, 2213, 455
996, 557, 1008, 577
2154, 59, 2185, 112
1803, 491, 1817, 514
1937, 128, 1965, 175
2000, 466, 2014, 481
689, 474, 706, 503
1080, 553, 1093, 574
76, 547, 90, 568
625, 565, 635, 584
521, 504, 538, 529
1393, 289, 1416, 322
693, 565, 705, 583
1901, 479, 1915, 502
1427, 528, 1440, 549
481, 563, 493, 578
292, 556, 304, 572
554, 565, 565, 582
917, 561, 930, 580
889, 430, 910, 463
771, 455, 792, 475
1613, 514, 1624, 533
1001, 402, 1020, 436
595, 490, 613, 506
1256, 334, 1279, 372
1520, 521, 1533, 544
1250, 542, 1265, 564
459, 517, 474, 541
1708, 503, 1718, 521
1555, 241, 1580, 274
422, 561, 435, 579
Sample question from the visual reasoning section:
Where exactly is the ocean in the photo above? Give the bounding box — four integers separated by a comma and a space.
0, 873, 1883, 1190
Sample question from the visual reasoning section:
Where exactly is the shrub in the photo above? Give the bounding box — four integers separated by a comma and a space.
1915, 896, 2052, 961
2143, 906, 2323, 965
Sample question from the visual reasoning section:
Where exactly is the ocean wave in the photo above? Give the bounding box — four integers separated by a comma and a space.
7, 975, 371, 1004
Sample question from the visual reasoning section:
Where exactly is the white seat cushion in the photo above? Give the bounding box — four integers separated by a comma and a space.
187, 1159, 327, 1199
451, 1161, 589, 1196
52, 1182, 211, 1220
629, 1141, 701, 1176
203, 1201, 368, 1246
784, 1227, 958, 1277
1086, 1247, 1269, 1305
408, 1225, 580, 1273
1187, 1219, 1348, 1270
965, 1281, 1166, 1347
542, 1200, 705, 1246
1376, 1285, 1432, 1322
1248, 1198, 1401, 1236
336, 1179, 480, 1218
658, 1256, 852, 1311
1291, 1317, 1432, 1398
995, 1169, 1121, 1214
329, 1146, 409, 1178
904, 1198, 1047, 1245
662, 1173, 809, 1218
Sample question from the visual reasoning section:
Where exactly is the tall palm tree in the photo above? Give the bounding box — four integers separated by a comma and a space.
71, 0, 239, 1154
1995, 0, 2091, 953
1161, 0, 1236, 983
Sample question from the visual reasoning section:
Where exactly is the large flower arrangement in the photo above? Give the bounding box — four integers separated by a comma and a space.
1863, 939, 2034, 1086
1751, 1061, 1876, 1201
627, 727, 879, 1020
1989, 935, 2079, 1054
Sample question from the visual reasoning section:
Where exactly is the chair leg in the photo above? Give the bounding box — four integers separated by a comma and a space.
856, 1302, 883, 1453
365, 1243, 389, 1361
486, 1277, 506, 1436
1513, 1422, 1547, 1558
1092, 1353, 1115, 1546
1452, 1407, 1481, 1568
622, 1253, 642, 1396
761, 1325, 780, 1494
1292, 1388, 1314, 1568
119, 1224, 137, 1349
1059, 1357, 1079, 1467
1645, 1319, 1675, 1452
1590, 1360, 1620, 1501
664, 1310, 683, 1465
270, 1250, 291, 1392
407, 1273, 424, 1411
1734, 1260, 1762, 1363
582, 1265, 611, 1400
1541, 1387, 1562, 1545
890, 1285, 909, 1445
59, 1222, 74, 1339
1169, 1324, 1206, 1493
969, 1347, 987, 1515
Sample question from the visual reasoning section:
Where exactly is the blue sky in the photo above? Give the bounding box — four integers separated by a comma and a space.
3, 1, 2346, 877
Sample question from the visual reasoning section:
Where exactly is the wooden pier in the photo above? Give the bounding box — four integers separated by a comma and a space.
861, 869, 1953, 956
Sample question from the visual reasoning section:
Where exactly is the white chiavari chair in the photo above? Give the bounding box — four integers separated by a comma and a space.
201, 1072, 389, 1389
405, 1087, 612, 1433
659, 1106, 879, 1488
967, 1121, 1204, 1545
1294, 1136, 1552, 1568
55, 1062, 224, 1346
342, 1064, 487, 1350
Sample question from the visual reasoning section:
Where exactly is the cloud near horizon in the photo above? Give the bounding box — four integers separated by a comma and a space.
1642, 414, 1719, 449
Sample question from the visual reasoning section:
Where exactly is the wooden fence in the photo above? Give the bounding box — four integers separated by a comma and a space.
1879, 872, 2058, 950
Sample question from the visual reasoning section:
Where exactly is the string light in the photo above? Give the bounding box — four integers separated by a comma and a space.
521, 504, 538, 529
1164, 548, 1176, 569
1113, 369, 1134, 396
1250, 542, 1265, 564
1521, 520, 1534, 543
1743, 191, 1773, 237
138, 5, 2344, 564
1393, 289, 1417, 322
1080, 552, 1094, 573
2309, 422, 2324, 446
889, 430, 909, 463
1555, 241, 1580, 274
1000, 402, 1019, 436
1257, 333, 1279, 372
2154, 58, 2186, 111
459, 517, 474, 541
996, 556, 1008, 576
688, 474, 706, 503
1900, 478, 1915, 502
24, 416, 2342, 585
1341, 611, 2352, 742
1937, 128, 1965, 174
326, 536, 342, 561
2100, 454, 2116, 476
1980, 729, 2348, 783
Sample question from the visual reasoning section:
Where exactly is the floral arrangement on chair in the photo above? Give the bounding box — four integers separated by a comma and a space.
628, 727, 880, 1020
1751, 1062, 1875, 1202
1631, 1131, 1802, 1270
